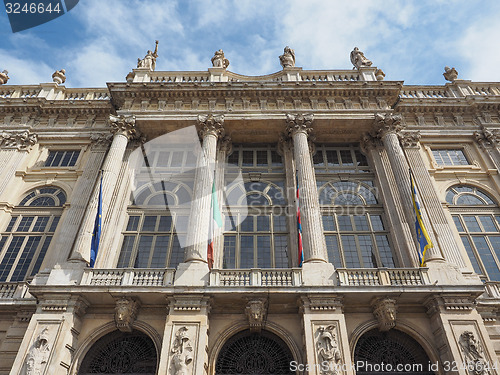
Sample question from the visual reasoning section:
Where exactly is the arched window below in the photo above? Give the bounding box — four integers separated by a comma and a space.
0, 187, 65, 282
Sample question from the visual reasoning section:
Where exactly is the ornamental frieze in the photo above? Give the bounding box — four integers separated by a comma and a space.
0, 130, 37, 151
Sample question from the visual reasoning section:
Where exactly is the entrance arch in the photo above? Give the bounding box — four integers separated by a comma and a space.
215, 329, 294, 374
79, 330, 157, 374
354, 329, 435, 375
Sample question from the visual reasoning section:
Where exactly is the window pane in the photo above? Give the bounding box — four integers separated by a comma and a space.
0, 237, 25, 281
16, 217, 34, 232
453, 216, 464, 232
257, 236, 271, 268
240, 236, 254, 268
158, 216, 172, 232
126, 216, 140, 231
117, 236, 136, 268
271, 151, 282, 166
358, 235, 376, 268
49, 216, 60, 232
325, 235, 342, 268
313, 151, 324, 166
69, 151, 80, 166
340, 150, 354, 166
5, 217, 17, 232
227, 151, 239, 166
463, 216, 481, 232
170, 151, 183, 167
61, 151, 72, 166
51, 151, 63, 166
257, 216, 269, 232
30, 236, 52, 276
223, 235, 236, 269
326, 150, 339, 166
11, 236, 41, 282
134, 236, 153, 268
341, 235, 360, 268
457, 195, 484, 205
353, 216, 369, 231
225, 216, 236, 232
322, 215, 336, 231
240, 216, 254, 232
142, 216, 157, 231
479, 216, 496, 232
338, 216, 353, 231
376, 235, 395, 267
274, 235, 288, 268
461, 237, 482, 275
472, 236, 500, 281
151, 235, 169, 268
32, 217, 49, 232
242, 151, 253, 166
256, 151, 267, 166
355, 150, 368, 166
370, 215, 384, 231
273, 216, 287, 232
169, 235, 184, 268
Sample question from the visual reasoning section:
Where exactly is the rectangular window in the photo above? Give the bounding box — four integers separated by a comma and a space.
432, 149, 470, 166
45, 151, 80, 167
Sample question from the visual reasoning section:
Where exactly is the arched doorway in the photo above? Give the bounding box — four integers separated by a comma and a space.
79, 330, 157, 374
354, 329, 435, 375
215, 329, 294, 374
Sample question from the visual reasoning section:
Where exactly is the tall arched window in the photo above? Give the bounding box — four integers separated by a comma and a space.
0, 187, 65, 282
315, 145, 395, 268
224, 145, 288, 268
447, 185, 500, 281
117, 181, 192, 269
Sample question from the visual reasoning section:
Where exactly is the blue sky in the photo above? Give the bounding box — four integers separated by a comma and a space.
1, 0, 500, 88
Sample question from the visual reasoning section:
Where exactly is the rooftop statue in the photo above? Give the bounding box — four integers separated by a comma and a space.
52, 69, 66, 85
211, 49, 230, 69
350, 47, 372, 69
279, 46, 295, 68
0, 70, 9, 85
137, 40, 159, 71
443, 66, 458, 82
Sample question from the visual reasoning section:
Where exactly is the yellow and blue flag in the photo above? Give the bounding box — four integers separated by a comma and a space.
410, 169, 433, 266
90, 172, 103, 268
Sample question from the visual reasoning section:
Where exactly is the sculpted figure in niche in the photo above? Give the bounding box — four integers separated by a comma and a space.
316, 325, 341, 375
280, 46, 295, 68
137, 40, 159, 71
170, 327, 193, 375
459, 331, 489, 375
25, 328, 50, 375
350, 47, 372, 69
211, 49, 230, 69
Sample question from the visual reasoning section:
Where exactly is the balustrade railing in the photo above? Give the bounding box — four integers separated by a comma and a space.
337, 268, 429, 286
0, 282, 30, 299
81, 268, 175, 287
210, 268, 302, 287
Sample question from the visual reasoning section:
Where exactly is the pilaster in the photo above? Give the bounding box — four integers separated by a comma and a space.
299, 295, 354, 375
214, 136, 231, 269
157, 295, 211, 375
474, 126, 500, 171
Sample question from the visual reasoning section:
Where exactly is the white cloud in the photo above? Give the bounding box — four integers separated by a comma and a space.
0, 50, 53, 85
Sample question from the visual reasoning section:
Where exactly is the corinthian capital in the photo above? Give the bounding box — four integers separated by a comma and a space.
398, 131, 421, 149
198, 114, 225, 139
373, 113, 405, 137
474, 126, 499, 149
108, 114, 141, 140
285, 113, 314, 137
0, 130, 37, 151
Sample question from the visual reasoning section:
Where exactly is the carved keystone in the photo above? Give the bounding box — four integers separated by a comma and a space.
114, 297, 140, 332
372, 298, 397, 331
245, 299, 268, 333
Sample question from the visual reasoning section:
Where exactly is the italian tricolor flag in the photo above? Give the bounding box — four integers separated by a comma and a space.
208, 177, 223, 269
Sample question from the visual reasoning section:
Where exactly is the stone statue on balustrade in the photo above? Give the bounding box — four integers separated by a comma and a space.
0, 70, 9, 85
137, 40, 159, 71
52, 69, 66, 85
280, 46, 295, 68
443, 66, 458, 82
211, 49, 230, 69
350, 47, 372, 69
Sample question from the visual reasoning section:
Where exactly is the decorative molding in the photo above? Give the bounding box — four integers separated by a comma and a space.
114, 297, 140, 332
169, 326, 194, 375
0, 130, 37, 151
474, 126, 499, 149
315, 325, 342, 374
424, 295, 476, 316
245, 299, 268, 333
198, 114, 225, 139
300, 295, 343, 313
371, 298, 397, 331
108, 114, 141, 140
168, 296, 211, 313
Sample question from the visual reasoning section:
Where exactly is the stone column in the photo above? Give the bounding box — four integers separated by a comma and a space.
214, 136, 231, 269
402, 131, 467, 269
0, 130, 37, 198
157, 295, 211, 375
175, 115, 224, 285
424, 294, 498, 375
278, 136, 299, 267
372, 113, 444, 263
68, 115, 140, 265
361, 135, 416, 267
299, 295, 354, 375
8, 295, 89, 375
285, 114, 328, 264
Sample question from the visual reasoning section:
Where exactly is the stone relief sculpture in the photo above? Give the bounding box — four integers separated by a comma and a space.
52, 69, 66, 85
211, 49, 230, 69
350, 47, 372, 69
316, 325, 341, 374
24, 328, 50, 375
170, 327, 193, 375
459, 331, 489, 375
279, 46, 295, 68
0, 70, 9, 85
115, 297, 139, 332
245, 299, 268, 332
372, 298, 397, 331
443, 66, 458, 82
0, 130, 37, 151
137, 40, 159, 71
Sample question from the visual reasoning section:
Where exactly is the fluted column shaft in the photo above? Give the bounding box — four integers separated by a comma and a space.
184, 115, 224, 263
213, 137, 230, 268
286, 114, 328, 263
375, 114, 443, 262
70, 115, 138, 263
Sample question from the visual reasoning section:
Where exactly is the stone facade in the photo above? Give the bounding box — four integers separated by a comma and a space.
0, 51, 499, 375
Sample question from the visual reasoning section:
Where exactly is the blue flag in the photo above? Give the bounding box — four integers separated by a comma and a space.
90, 173, 103, 268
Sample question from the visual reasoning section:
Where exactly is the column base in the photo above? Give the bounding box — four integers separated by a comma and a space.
42, 262, 86, 286
174, 262, 210, 286
301, 262, 336, 286
426, 261, 482, 285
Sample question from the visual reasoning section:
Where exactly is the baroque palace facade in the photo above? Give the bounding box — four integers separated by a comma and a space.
0, 46, 499, 375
